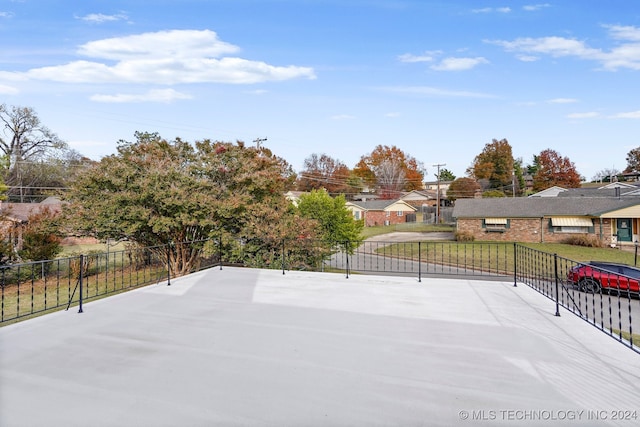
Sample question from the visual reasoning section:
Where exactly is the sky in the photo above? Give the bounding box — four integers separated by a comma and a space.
1, 0, 639, 182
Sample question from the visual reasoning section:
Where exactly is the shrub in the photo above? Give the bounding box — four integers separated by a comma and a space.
455, 230, 475, 242
560, 234, 603, 248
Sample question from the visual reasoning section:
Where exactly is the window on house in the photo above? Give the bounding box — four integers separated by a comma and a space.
385, 211, 391, 217
482, 218, 509, 232
549, 217, 594, 234
397, 211, 403, 217
354, 211, 360, 220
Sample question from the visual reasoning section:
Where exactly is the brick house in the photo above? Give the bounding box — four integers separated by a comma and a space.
452, 197, 640, 246
346, 200, 417, 227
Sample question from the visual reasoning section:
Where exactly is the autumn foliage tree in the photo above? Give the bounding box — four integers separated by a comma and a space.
18, 206, 62, 262
532, 149, 581, 191
353, 145, 424, 199
297, 153, 354, 195
65, 132, 315, 274
625, 147, 640, 173
447, 177, 480, 202
469, 139, 514, 194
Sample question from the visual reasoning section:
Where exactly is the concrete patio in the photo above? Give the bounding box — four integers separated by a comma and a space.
1, 267, 639, 426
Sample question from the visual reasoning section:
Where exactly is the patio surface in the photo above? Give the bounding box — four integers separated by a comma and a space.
1, 267, 639, 426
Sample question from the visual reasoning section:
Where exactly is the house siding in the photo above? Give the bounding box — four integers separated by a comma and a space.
457, 217, 614, 244
364, 211, 409, 227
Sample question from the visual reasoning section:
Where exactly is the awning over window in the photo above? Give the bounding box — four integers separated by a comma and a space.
485, 218, 508, 225
551, 217, 593, 227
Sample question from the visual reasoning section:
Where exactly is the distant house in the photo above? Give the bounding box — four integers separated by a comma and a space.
0, 198, 63, 251
284, 190, 306, 207
346, 199, 417, 227
453, 197, 640, 246
399, 190, 437, 209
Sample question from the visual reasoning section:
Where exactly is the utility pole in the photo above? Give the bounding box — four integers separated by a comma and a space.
433, 163, 446, 224
253, 137, 267, 149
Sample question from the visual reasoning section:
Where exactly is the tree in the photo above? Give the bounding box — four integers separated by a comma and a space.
297, 153, 353, 195
18, 206, 62, 262
591, 168, 621, 182
437, 168, 456, 182
353, 145, 424, 199
0, 104, 67, 169
297, 189, 363, 248
482, 189, 506, 198
447, 177, 480, 202
65, 132, 315, 274
625, 147, 640, 173
532, 149, 582, 191
469, 139, 514, 192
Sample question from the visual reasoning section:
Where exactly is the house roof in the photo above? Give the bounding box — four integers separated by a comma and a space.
1, 201, 63, 223
347, 199, 417, 211
453, 197, 640, 219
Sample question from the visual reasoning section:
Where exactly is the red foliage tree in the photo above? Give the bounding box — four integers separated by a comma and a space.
532, 149, 581, 191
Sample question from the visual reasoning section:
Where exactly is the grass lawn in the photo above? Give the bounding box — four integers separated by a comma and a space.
368, 240, 638, 278
58, 241, 128, 257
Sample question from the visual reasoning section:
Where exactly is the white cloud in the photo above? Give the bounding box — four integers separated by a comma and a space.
611, 110, 640, 119
0, 11, 14, 18
547, 98, 578, 104
77, 13, 129, 23
516, 55, 539, 62
0, 84, 19, 94
22, 29, 316, 85
431, 57, 489, 71
90, 88, 192, 103
523, 4, 551, 12
487, 25, 640, 71
398, 53, 436, 63
331, 114, 355, 120
382, 86, 496, 99
567, 112, 600, 119
472, 7, 511, 14
385, 112, 401, 118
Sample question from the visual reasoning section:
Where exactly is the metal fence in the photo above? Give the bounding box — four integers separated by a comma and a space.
515, 245, 639, 354
0, 241, 219, 324
1, 237, 637, 354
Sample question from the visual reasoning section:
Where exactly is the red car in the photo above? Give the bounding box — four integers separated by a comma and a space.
568, 261, 640, 294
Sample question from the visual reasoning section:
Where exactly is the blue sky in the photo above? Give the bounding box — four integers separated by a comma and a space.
1, 0, 639, 181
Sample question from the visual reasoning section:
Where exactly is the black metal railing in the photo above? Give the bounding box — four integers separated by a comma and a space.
1, 237, 637, 354
515, 245, 639, 354
0, 240, 219, 324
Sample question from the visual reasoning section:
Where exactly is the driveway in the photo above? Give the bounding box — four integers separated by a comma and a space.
365, 231, 455, 242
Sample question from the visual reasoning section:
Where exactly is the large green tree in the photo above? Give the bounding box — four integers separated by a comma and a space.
297, 189, 363, 248
469, 138, 514, 193
65, 132, 315, 274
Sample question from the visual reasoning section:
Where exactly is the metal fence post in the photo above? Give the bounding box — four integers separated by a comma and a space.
418, 241, 422, 283
219, 233, 223, 270
167, 244, 171, 286
78, 254, 84, 314
513, 242, 518, 287
345, 241, 350, 279
282, 238, 286, 275
553, 253, 561, 317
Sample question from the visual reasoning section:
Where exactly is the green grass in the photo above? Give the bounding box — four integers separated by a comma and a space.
59, 242, 127, 257
612, 329, 640, 345
371, 241, 639, 277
